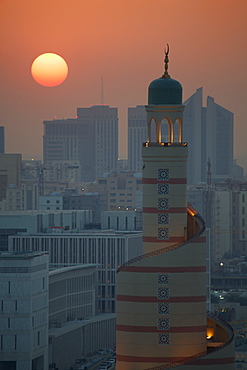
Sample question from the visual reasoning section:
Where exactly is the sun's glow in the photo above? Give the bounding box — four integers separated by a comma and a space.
31, 53, 68, 87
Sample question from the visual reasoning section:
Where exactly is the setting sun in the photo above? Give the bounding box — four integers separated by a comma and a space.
31, 53, 68, 87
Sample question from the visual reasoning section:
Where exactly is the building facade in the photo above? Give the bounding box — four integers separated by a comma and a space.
0, 210, 91, 252
128, 106, 147, 172
48, 264, 115, 370
0, 252, 49, 370
183, 87, 234, 185
87, 171, 143, 211
43, 105, 118, 182
9, 231, 142, 314
0, 154, 21, 201
5, 182, 39, 212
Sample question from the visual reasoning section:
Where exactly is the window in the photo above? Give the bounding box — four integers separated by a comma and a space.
46, 200, 50, 204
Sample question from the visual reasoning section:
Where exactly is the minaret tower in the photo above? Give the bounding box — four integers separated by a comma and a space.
143, 44, 188, 254
116, 47, 235, 370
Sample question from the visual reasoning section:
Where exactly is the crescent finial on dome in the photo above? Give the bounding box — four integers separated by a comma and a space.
163, 44, 170, 78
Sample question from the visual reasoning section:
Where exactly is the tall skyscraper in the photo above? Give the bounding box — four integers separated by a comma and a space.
0, 126, 4, 154
0, 153, 21, 201
43, 105, 118, 182
128, 106, 147, 172
183, 87, 234, 184
116, 49, 234, 369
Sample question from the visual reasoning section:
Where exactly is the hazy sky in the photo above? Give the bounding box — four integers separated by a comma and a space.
1, 0, 247, 161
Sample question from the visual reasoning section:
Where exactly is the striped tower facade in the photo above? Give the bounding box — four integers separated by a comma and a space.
142, 104, 188, 254
116, 105, 207, 369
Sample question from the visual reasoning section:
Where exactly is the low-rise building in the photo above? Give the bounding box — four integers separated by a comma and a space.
9, 230, 142, 313
48, 265, 115, 370
0, 251, 49, 370
0, 210, 92, 252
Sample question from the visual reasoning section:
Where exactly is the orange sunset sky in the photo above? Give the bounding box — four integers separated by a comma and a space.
1, 0, 247, 165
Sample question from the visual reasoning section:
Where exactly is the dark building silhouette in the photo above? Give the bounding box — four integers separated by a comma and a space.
0, 126, 4, 154
43, 105, 118, 182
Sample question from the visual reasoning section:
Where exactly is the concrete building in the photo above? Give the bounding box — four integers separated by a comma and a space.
42, 160, 81, 183
0, 126, 5, 154
188, 181, 247, 262
43, 105, 118, 182
0, 154, 21, 201
9, 231, 142, 314
128, 106, 147, 172
101, 211, 142, 231
48, 265, 116, 370
5, 181, 39, 211
0, 252, 49, 370
183, 87, 235, 184
0, 210, 91, 252
116, 49, 234, 369
63, 192, 106, 223
87, 171, 143, 211
38, 193, 63, 211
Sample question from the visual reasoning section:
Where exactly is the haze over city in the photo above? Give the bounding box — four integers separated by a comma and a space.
1, 0, 247, 163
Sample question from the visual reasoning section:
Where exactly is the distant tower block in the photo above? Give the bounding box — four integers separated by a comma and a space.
142, 45, 188, 254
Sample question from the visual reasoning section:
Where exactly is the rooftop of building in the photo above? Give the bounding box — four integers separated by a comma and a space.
49, 313, 116, 338
49, 264, 97, 276
0, 251, 48, 259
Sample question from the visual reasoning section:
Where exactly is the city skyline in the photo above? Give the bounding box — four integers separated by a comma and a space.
1, 0, 247, 162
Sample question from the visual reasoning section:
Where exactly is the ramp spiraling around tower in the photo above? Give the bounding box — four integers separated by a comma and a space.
116, 206, 235, 369
117, 204, 204, 274
143, 311, 235, 369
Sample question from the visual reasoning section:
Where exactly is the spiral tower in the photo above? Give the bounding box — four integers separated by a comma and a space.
116, 47, 235, 369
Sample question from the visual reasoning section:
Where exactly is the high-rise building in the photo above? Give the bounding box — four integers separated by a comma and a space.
116, 49, 234, 369
183, 87, 234, 184
0, 154, 21, 201
0, 126, 4, 154
0, 252, 49, 370
128, 106, 147, 172
43, 105, 118, 182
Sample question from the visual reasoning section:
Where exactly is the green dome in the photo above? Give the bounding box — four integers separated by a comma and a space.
148, 76, 182, 105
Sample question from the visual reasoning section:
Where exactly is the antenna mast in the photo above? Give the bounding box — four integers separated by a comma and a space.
101, 76, 104, 105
